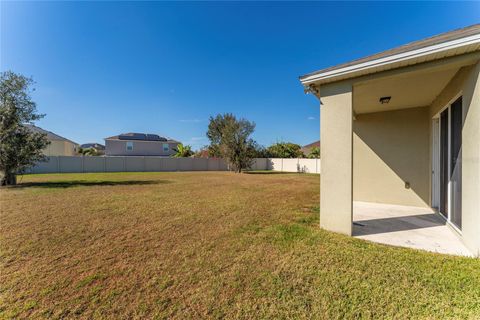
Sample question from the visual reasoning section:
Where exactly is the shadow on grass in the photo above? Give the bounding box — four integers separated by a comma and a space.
245, 171, 318, 175
14, 180, 170, 189
244, 171, 301, 175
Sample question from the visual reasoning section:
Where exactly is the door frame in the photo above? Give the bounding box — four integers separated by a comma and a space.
431, 91, 463, 233
431, 117, 440, 209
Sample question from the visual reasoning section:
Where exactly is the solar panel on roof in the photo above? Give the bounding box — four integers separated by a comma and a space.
119, 133, 146, 141
146, 134, 161, 141
117, 133, 170, 141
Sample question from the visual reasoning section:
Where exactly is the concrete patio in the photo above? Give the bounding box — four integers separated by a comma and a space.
353, 201, 471, 256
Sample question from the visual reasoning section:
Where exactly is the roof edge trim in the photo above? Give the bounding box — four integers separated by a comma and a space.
300, 33, 480, 85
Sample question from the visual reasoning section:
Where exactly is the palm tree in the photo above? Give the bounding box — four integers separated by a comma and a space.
173, 144, 194, 157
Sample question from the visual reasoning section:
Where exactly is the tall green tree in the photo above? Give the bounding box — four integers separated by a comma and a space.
207, 113, 257, 173
307, 146, 320, 159
266, 142, 304, 158
0, 71, 50, 186
173, 144, 194, 157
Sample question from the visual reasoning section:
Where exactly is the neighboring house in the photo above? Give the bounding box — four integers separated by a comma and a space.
299, 24, 480, 255
104, 133, 180, 156
80, 143, 105, 154
301, 140, 320, 155
25, 124, 79, 156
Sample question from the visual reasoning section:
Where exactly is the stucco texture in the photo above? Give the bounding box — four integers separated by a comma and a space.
44, 140, 77, 156
353, 107, 430, 207
319, 83, 353, 235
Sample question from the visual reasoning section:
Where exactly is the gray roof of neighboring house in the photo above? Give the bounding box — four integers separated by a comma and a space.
24, 124, 78, 145
302, 140, 320, 150
300, 24, 480, 82
105, 132, 180, 143
301, 140, 320, 154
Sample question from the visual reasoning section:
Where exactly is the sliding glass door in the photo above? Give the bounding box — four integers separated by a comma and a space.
450, 97, 462, 229
434, 96, 462, 230
439, 109, 448, 219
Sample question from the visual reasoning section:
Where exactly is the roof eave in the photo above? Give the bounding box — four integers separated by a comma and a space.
299, 33, 480, 87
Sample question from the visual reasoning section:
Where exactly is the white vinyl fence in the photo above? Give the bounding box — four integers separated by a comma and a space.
265, 158, 321, 174
25, 156, 320, 174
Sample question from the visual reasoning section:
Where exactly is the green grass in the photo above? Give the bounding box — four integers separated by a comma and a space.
1, 172, 479, 319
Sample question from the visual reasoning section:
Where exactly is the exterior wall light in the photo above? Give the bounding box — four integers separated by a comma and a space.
379, 96, 391, 104
304, 84, 320, 95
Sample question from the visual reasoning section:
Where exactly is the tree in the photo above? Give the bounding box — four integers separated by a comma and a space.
308, 147, 320, 159
252, 144, 269, 158
173, 144, 194, 157
207, 113, 256, 173
0, 71, 50, 186
266, 142, 304, 158
78, 147, 100, 156
207, 144, 222, 158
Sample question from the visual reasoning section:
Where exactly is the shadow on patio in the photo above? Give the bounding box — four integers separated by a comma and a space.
353, 213, 445, 236
353, 201, 471, 256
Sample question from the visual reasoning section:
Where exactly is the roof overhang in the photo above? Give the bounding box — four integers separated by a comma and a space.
300, 32, 480, 87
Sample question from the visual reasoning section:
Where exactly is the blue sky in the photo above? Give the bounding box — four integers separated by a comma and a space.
1, 2, 479, 149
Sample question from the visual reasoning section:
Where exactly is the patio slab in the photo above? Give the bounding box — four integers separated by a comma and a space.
353, 201, 471, 256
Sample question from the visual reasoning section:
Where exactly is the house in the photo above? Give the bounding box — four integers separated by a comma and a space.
104, 133, 180, 156
25, 124, 79, 156
80, 143, 105, 154
299, 24, 480, 256
301, 140, 320, 155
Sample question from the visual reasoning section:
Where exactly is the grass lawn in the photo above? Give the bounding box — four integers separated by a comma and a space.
1, 172, 480, 319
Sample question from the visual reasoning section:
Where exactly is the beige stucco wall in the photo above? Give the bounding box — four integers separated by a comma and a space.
319, 82, 353, 235
429, 63, 480, 256
315, 57, 480, 255
43, 140, 77, 156
353, 107, 430, 207
461, 62, 480, 256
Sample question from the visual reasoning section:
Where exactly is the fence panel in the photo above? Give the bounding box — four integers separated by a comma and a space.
252, 158, 268, 170
28, 156, 59, 173
267, 158, 283, 171
59, 156, 83, 173
144, 157, 162, 172
125, 157, 145, 172
27, 156, 319, 174
192, 158, 207, 171
207, 158, 220, 171
282, 158, 299, 172
84, 157, 105, 172
297, 159, 317, 173
105, 157, 124, 172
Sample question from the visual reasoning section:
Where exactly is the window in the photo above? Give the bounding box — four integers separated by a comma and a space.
126, 141, 133, 151
163, 143, 169, 152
